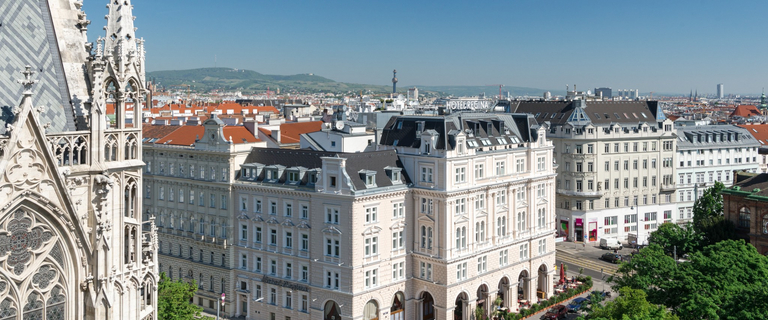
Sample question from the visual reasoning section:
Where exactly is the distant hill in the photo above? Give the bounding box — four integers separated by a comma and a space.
416, 85, 559, 98
148, 68, 402, 95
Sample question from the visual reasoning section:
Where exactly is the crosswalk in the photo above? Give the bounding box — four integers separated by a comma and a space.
556, 250, 620, 276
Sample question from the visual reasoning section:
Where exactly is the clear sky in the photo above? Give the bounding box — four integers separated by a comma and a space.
86, 0, 768, 95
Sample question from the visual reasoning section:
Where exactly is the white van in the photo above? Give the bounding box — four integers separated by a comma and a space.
599, 238, 623, 250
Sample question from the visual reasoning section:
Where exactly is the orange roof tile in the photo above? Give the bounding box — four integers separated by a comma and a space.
223, 127, 261, 144
143, 125, 182, 141
738, 124, 768, 145
731, 105, 762, 118
259, 121, 323, 144
155, 126, 204, 146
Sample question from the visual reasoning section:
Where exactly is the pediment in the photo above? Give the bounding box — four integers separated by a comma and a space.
536, 197, 548, 206
516, 201, 527, 209
237, 212, 250, 220
389, 220, 406, 230
266, 217, 280, 224
453, 215, 469, 225
418, 214, 435, 223
281, 219, 294, 227
252, 215, 264, 222
322, 226, 342, 235
362, 226, 382, 236
297, 221, 311, 229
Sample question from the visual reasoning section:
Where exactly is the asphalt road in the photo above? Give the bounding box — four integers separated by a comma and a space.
555, 241, 632, 287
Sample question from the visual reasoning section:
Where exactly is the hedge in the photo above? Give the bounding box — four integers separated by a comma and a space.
503, 276, 593, 320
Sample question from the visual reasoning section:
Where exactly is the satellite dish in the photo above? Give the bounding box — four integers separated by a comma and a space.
335, 121, 345, 130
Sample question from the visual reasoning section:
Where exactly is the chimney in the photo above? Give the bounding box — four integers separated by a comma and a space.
271, 129, 281, 143
244, 120, 259, 139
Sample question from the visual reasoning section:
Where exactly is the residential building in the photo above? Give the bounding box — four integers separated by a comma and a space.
144, 117, 265, 317
300, 119, 377, 153
232, 112, 557, 320
379, 113, 557, 319
675, 125, 759, 223
257, 120, 323, 149
511, 100, 677, 245
0, 0, 157, 319
738, 124, 768, 173
722, 172, 768, 255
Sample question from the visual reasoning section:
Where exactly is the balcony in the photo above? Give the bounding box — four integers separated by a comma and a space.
660, 183, 676, 192
556, 189, 602, 197
564, 171, 596, 178
562, 153, 596, 161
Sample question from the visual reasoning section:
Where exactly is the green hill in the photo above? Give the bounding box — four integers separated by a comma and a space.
147, 68, 398, 94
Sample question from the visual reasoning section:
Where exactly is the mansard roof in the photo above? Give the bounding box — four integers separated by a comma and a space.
379, 113, 534, 151
241, 148, 407, 190
510, 100, 664, 126
676, 125, 759, 149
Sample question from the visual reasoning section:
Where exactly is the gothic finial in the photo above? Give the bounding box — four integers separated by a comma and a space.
16, 66, 38, 96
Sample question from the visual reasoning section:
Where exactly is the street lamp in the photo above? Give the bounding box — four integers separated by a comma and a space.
630, 204, 640, 247
217, 293, 225, 320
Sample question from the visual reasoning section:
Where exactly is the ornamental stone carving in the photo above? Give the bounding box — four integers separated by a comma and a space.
0, 209, 54, 276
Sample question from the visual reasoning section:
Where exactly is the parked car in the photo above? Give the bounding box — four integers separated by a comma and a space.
601, 252, 621, 263
566, 297, 589, 313
541, 305, 567, 320
587, 290, 608, 303
599, 238, 623, 250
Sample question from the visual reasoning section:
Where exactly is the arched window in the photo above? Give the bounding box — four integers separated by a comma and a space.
391, 292, 405, 320
363, 300, 379, 320
421, 226, 426, 248
762, 214, 768, 234
739, 207, 751, 228
324, 300, 341, 320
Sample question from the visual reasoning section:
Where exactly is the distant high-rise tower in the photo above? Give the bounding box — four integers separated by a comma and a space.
717, 83, 724, 99
392, 69, 398, 94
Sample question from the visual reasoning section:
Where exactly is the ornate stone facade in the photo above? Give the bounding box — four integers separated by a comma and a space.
0, 1, 157, 319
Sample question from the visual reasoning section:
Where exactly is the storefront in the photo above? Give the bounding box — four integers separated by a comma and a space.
559, 217, 569, 240
574, 218, 583, 242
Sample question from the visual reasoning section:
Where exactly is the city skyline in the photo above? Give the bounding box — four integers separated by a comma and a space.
86, 0, 768, 94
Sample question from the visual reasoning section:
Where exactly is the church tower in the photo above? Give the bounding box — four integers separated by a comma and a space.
0, 0, 157, 319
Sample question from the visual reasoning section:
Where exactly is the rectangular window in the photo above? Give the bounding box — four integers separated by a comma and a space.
455, 167, 466, 183
364, 269, 378, 288
475, 164, 484, 179
496, 161, 506, 175
365, 207, 378, 223
241, 225, 248, 241
255, 227, 262, 243
284, 231, 293, 249
519, 243, 529, 260
301, 205, 308, 219
393, 202, 404, 218
499, 249, 509, 266
364, 237, 378, 257
301, 233, 309, 251
477, 255, 487, 274
325, 207, 339, 224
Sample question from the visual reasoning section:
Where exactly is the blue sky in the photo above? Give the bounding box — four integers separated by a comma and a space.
86, 0, 768, 94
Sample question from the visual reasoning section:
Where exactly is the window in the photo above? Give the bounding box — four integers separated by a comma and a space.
270, 288, 277, 305
301, 294, 308, 312
325, 207, 339, 224
538, 238, 547, 255
455, 198, 466, 215
456, 262, 467, 280
325, 270, 339, 289
365, 269, 378, 288
475, 164, 484, 179
392, 261, 405, 281
497, 190, 507, 206
420, 262, 433, 280
516, 159, 525, 172
365, 206, 378, 223
614, 161, 619, 171
499, 249, 509, 266
241, 225, 248, 241
255, 257, 262, 272
284, 231, 293, 249
285, 290, 292, 309
300, 205, 308, 219
301, 233, 309, 251
255, 227, 262, 243
497, 216, 507, 236
516, 188, 525, 202
270, 259, 277, 275
496, 161, 506, 175
475, 221, 485, 242
537, 157, 546, 171
537, 208, 546, 228
285, 262, 293, 279
421, 167, 433, 182
392, 230, 404, 250
301, 265, 309, 282
392, 202, 404, 218
364, 236, 378, 257
270, 229, 277, 246
739, 207, 751, 228
455, 227, 467, 249
325, 238, 340, 257
477, 255, 487, 273
455, 167, 466, 183
519, 243, 529, 260
624, 160, 629, 170
420, 226, 433, 249
285, 203, 293, 217
576, 201, 583, 210
517, 211, 526, 230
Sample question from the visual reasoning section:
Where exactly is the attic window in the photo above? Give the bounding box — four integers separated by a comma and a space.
384, 167, 403, 184
614, 113, 621, 119
480, 138, 492, 146
623, 113, 630, 119
594, 113, 601, 119
550, 113, 557, 119
496, 137, 507, 144
640, 112, 648, 118
359, 170, 377, 187
396, 121, 403, 129
632, 113, 639, 119
467, 140, 478, 148
604, 113, 610, 119
287, 171, 300, 183
535, 113, 541, 118
542, 113, 548, 118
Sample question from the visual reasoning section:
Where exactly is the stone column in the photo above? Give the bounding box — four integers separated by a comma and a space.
509, 282, 518, 312
416, 298, 423, 320
527, 276, 537, 302
502, 284, 511, 309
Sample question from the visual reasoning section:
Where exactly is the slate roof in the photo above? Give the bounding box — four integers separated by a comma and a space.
379, 113, 533, 150
676, 125, 759, 150
510, 100, 662, 126
241, 148, 407, 191
0, 0, 78, 134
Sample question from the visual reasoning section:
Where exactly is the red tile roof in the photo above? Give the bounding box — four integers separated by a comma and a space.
259, 121, 323, 144
155, 126, 204, 146
731, 105, 762, 118
223, 127, 261, 144
738, 124, 768, 145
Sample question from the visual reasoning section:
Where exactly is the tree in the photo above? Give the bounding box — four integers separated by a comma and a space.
610, 240, 768, 320
648, 222, 698, 257
584, 287, 678, 320
692, 182, 737, 248
157, 272, 212, 320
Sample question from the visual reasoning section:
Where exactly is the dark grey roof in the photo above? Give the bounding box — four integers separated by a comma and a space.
0, 0, 77, 134
510, 100, 662, 126
241, 148, 408, 190
379, 113, 534, 151
676, 125, 759, 150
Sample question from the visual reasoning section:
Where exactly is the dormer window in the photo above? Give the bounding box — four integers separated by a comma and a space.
308, 173, 318, 184
384, 166, 403, 184
359, 170, 377, 187
424, 143, 431, 154
287, 171, 300, 183
266, 169, 278, 181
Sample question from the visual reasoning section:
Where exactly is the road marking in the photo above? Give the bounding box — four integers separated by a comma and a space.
556, 251, 620, 275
